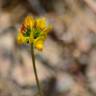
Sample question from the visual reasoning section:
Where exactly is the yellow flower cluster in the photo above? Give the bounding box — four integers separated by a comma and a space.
17, 16, 52, 51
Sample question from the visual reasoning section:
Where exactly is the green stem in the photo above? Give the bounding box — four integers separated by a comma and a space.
31, 43, 43, 96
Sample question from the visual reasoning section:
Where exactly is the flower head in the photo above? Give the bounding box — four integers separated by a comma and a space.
24, 16, 35, 28
17, 16, 52, 51
36, 18, 46, 29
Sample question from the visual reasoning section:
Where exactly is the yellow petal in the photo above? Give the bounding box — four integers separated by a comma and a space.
43, 25, 52, 33
34, 38, 44, 51
17, 32, 24, 44
36, 17, 46, 29
35, 41, 44, 51
39, 25, 52, 40
24, 16, 35, 28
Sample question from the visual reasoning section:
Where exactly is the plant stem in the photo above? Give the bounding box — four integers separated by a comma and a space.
31, 43, 43, 96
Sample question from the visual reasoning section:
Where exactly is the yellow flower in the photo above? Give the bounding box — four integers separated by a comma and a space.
24, 16, 35, 28
17, 32, 29, 44
36, 18, 46, 29
17, 32, 24, 44
17, 16, 52, 51
34, 38, 44, 51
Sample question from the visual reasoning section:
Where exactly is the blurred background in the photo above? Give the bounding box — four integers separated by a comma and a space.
0, 0, 96, 96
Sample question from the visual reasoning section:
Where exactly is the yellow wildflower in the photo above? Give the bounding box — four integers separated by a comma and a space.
34, 38, 44, 51
36, 18, 46, 29
24, 16, 35, 28
17, 16, 52, 51
17, 32, 24, 44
